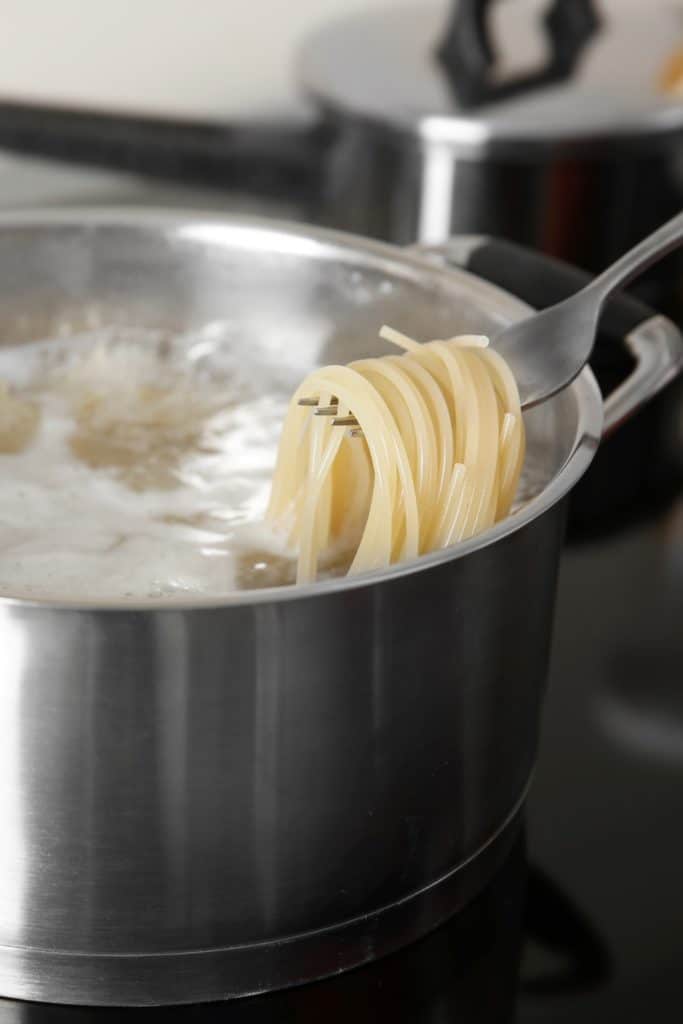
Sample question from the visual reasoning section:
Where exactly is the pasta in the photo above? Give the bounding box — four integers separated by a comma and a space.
0, 381, 40, 453
266, 326, 525, 584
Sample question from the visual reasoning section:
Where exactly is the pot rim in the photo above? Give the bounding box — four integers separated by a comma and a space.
0, 207, 604, 612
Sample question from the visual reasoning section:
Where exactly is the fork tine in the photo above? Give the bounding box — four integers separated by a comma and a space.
298, 395, 339, 408
300, 396, 357, 426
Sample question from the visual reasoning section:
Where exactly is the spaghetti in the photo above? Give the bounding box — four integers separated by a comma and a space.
267, 326, 525, 584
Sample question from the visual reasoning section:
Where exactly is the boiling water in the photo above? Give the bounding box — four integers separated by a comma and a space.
0, 327, 543, 604
0, 327, 298, 602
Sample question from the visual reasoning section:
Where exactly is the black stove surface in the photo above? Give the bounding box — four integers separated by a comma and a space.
522, 507, 683, 1022
0, 508, 679, 1023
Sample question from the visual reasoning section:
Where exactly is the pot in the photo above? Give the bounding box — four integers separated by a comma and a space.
302, 0, 683, 260
0, 209, 679, 1007
2, 1, 682, 271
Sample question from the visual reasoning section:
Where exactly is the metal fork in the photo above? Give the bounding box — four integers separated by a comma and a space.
299, 210, 683, 425
494, 209, 683, 409
297, 395, 363, 430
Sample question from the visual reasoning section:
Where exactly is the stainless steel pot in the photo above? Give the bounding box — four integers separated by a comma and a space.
302, 0, 683, 265
0, 209, 679, 1007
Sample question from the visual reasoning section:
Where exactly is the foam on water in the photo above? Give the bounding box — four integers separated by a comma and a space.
0, 326, 543, 604
0, 327, 293, 602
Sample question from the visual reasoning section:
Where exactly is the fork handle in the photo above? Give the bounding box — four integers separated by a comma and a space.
420, 235, 683, 431
426, 234, 652, 340
421, 235, 683, 540
590, 210, 683, 305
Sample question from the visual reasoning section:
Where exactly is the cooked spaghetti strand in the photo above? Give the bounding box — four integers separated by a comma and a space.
267, 326, 525, 582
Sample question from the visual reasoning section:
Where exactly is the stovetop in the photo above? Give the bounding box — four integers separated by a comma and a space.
0, 154, 680, 1022
523, 508, 683, 1022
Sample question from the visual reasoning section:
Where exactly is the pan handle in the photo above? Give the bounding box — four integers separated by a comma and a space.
0, 101, 329, 204
415, 236, 683, 437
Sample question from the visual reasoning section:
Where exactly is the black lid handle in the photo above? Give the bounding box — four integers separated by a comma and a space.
436, 0, 601, 108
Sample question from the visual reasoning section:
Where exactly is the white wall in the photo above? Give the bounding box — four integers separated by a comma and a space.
0, 0, 394, 119
0, 0, 678, 121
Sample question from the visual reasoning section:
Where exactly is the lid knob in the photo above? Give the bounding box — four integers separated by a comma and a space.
436, 0, 602, 108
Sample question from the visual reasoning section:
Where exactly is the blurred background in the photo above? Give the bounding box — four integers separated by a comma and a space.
0, 1, 680, 1021
0, 0, 385, 118
0, 0, 674, 118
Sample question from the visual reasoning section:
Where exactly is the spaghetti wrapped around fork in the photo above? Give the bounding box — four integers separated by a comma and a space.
267, 326, 525, 583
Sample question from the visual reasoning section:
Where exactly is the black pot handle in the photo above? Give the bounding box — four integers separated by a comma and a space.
416, 236, 683, 437
0, 101, 329, 204
451, 235, 649, 337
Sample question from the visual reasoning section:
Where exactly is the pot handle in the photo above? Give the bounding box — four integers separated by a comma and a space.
0, 101, 329, 204
416, 236, 683, 438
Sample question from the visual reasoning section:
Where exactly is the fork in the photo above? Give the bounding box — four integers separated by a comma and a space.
301, 210, 683, 426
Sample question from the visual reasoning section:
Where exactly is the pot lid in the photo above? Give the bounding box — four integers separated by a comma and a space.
300, 0, 683, 156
